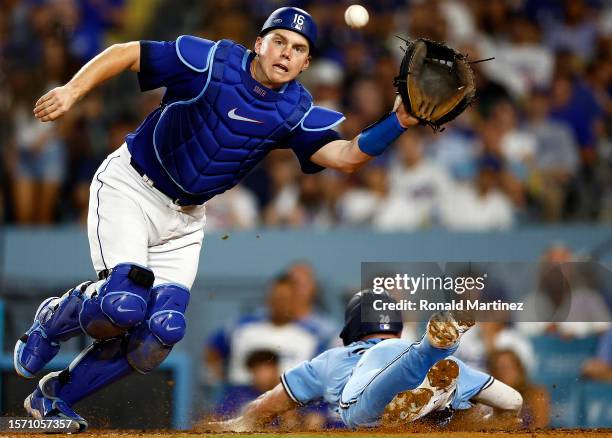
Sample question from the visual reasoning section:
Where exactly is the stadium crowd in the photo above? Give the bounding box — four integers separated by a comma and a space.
1, 0, 611, 229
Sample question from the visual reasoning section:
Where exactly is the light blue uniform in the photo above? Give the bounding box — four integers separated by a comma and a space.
282, 336, 492, 428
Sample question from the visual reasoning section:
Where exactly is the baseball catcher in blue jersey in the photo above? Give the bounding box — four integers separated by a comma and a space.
211, 291, 523, 432
14, 6, 475, 432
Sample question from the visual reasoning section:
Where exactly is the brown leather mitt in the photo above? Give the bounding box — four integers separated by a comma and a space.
394, 38, 476, 132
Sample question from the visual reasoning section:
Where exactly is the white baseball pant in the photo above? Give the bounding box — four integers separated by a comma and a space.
87, 143, 206, 289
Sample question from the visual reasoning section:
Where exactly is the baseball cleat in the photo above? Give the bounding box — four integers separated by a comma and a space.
24, 373, 88, 433
426, 310, 475, 349
382, 358, 459, 426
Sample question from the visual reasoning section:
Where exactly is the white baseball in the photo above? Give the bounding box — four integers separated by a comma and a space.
344, 5, 369, 28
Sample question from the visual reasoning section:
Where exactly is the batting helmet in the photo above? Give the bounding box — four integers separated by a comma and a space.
339, 290, 404, 346
260, 7, 318, 50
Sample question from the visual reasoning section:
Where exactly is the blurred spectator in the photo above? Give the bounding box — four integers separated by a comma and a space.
457, 322, 536, 375
339, 41, 377, 95
544, 0, 599, 63
215, 349, 280, 417
337, 164, 387, 227
374, 130, 452, 230
372, 49, 402, 110
518, 243, 611, 338
407, 0, 448, 43
11, 37, 72, 224
205, 185, 259, 231
551, 75, 603, 220
428, 123, 479, 182
300, 60, 343, 111
439, 0, 477, 44
474, 0, 513, 42
582, 326, 612, 381
214, 347, 328, 430
491, 100, 537, 181
62, 94, 124, 223
67, 0, 127, 62
482, 14, 554, 99
198, 1, 252, 45
550, 74, 603, 163
340, 77, 386, 139
265, 173, 338, 228
457, 42, 512, 120
204, 274, 326, 386
263, 151, 299, 226
488, 349, 550, 429
525, 89, 579, 222
477, 121, 526, 207
287, 261, 339, 349
439, 156, 515, 231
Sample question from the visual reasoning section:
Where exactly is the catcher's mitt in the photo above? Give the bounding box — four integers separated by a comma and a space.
394, 38, 476, 132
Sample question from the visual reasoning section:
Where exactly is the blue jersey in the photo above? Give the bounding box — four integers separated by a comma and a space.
125, 36, 344, 205
282, 339, 382, 410
282, 338, 492, 423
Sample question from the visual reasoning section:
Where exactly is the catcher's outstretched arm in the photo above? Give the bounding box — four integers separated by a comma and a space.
34, 42, 141, 122
210, 383, 297, 432
311, 100, 417, 173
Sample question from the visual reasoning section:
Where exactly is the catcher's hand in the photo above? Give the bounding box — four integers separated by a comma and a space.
33, 85, 78, 122
394, 38, 476, 131
393, 95, 419, 128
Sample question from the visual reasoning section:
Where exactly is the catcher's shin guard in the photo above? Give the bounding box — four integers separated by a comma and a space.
33, 284, 189, 409
127, 284, 189, 373
14, 281, 93, 379
33, 338, 134, 410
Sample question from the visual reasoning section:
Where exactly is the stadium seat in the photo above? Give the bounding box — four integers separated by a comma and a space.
531, 335, 599, 381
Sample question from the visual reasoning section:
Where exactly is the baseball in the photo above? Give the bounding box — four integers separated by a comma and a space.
344, 5, 369, 28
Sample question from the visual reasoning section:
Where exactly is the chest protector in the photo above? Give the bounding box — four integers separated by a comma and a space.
153, 39, 312, 200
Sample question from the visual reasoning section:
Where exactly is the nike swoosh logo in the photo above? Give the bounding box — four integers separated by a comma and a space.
227, 108, 263, 124
167, 325, 182, 331
116, 306, 136, 313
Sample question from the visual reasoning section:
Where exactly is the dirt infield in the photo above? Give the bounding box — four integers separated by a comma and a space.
5, 430, 612, 438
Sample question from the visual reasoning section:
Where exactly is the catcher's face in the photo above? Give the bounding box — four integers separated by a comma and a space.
254, 30, 311, 89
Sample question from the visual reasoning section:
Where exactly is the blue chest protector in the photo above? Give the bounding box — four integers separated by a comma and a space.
152, 38, 312, 201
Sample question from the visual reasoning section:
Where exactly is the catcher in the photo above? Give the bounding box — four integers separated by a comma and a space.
210, 291, 522, 432
16, 5, 474, 431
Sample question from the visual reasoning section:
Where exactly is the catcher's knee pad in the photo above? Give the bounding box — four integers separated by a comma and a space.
126, 283, 189, 373
79, 263, 154, 340
14, 281, 93, 378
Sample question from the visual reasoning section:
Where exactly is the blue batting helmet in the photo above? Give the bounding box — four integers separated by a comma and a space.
339, 290, 404, 346
259, 7, 318, 50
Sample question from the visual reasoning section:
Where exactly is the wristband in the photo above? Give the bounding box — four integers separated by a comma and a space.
357, 113, 407, 156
